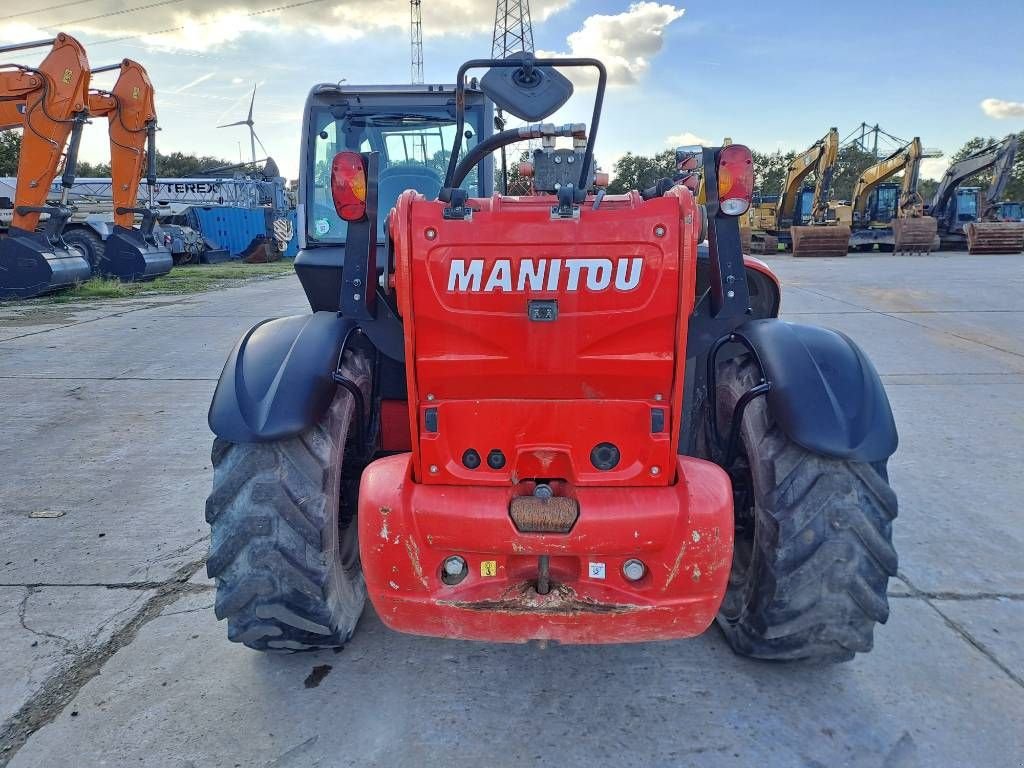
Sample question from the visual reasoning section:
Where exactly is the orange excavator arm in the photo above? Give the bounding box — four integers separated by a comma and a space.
86, 59, 158, 229
0, 34, 91, 231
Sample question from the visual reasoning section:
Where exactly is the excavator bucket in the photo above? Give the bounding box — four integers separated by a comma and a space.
0, 226, 92, 299
893, 216, 938, 255
98, 226, 173, 281
749, 234, 778, 255
965, 222, 1024, 255
791, 224, 851, 257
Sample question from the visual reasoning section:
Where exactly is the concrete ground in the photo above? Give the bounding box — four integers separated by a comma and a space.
1, 253, 1021, 767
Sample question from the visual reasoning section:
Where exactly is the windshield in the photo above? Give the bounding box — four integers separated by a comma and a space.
955, 189, 978, 222
307, 105, 485, 243
1002, 202, 1023, 221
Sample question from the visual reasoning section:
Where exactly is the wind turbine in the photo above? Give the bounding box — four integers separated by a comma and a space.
217, 84, 266, 166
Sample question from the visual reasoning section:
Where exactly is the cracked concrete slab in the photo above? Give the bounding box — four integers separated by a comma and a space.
3, 253, 1024, 767
8, 596, 1023, 768
935, 598, 1024, 682
0, 586, 154, 725
883, 381, 1024, 594
0, 377, 211, 586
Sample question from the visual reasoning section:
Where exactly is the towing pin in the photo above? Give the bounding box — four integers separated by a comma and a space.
537, 555, 550, 595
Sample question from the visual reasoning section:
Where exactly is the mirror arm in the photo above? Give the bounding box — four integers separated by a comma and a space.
442, 57, 608, 203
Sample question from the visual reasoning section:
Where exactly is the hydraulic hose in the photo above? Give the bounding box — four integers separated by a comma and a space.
442, 122, 586, 200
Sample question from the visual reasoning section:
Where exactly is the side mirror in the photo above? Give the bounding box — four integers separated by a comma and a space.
480, 54, 574, 122
675, 144, 704, 172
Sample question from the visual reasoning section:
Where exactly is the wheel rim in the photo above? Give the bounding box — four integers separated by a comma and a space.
719, 458, 758, 622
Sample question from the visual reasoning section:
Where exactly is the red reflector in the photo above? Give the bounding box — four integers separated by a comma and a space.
331, 151, 367, 222
717, 144, 753, 216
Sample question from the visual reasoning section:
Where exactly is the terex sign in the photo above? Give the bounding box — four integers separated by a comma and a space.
447, 257, 644, 293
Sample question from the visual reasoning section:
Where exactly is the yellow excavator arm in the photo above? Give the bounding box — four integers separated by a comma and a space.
777, 128, 838, 226
852, 137, 924, 219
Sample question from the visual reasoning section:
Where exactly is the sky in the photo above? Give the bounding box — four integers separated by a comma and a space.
2, 0, 1023, 181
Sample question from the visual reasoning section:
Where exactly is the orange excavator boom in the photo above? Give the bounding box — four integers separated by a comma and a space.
77, 59, 171, 281
87, 59, 158, 229
0, 33, 93, 298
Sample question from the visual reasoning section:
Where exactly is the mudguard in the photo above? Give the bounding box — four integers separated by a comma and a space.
208, 311, 356, 443
735, 319, 897, 462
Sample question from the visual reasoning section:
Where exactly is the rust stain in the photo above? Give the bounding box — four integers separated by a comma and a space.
437, 582, 648, 616
404, 537, 429, 588
663, 542, 688, 592
379, 505, 391, 516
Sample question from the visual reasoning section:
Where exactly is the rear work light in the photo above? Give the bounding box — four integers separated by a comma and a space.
331, 151, 368, 222
717, 144, 753, 216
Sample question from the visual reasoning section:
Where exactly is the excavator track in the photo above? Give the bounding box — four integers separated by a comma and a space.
790, 224, 851, 257
965, 222, 1024, 254
893, 216, 938, 255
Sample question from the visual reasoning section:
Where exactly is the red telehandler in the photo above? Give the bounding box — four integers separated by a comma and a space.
204, 56, 899, 662
0, 34, 93, 298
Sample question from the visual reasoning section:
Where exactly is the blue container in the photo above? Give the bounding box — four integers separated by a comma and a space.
188, 206, 298, 259
189, 207, 267, 257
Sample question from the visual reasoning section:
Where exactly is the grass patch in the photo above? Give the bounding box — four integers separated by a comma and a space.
35, 261, 295, 304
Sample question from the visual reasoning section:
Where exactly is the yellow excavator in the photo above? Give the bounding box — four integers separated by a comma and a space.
748, 128, 850, 257
848, 137, 937, 254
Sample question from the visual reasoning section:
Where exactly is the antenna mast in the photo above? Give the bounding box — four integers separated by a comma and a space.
492, 1, 534, 193
410, 0, 424, 84
492, 0, 534, 57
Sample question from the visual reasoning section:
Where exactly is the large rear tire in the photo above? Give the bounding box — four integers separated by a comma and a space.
62, 227, 105, 274
711, 355, 898, 662
205, 349, 371, 651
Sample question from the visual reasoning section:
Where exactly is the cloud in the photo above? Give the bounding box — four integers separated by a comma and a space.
919, 157, 948, 181
667, 131, 708, 147
171, 72, 216, 93
0, 0, 574, 52
980, 98, 1024, 119
539, 2, 685, 85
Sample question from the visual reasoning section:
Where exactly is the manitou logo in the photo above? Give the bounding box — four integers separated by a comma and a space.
446, 257, 644, 293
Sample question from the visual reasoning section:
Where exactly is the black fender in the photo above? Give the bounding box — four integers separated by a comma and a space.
734, 319, 898, 462
208, 311, 357, 443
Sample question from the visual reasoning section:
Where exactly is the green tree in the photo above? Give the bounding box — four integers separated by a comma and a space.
607, 149, 676, 194
154, 151, 232, 177
0, 131, 22, 176
830, 145, 879, 202
750, 149, 796, 196
0, 134, 231, 180
946, 132, 1024, 201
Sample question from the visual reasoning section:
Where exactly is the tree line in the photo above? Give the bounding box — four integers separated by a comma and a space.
0, 131, 233, 178
599, 131, 1024, 203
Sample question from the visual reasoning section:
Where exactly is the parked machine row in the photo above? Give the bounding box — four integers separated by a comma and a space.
746, 128, 1023, 257
0, 34, 173, 298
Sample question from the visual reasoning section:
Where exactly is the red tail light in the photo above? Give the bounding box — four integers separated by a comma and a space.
717, 144, 753, 216
331, 151, 367, 222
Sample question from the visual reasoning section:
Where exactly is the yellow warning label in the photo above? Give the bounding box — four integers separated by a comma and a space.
62, 68, 73, 84
480, 560, 497, 577
131, 86, 140, 100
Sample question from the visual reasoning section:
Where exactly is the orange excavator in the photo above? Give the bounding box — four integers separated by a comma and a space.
77, 59, 171, 279
0, 34, 93, 298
